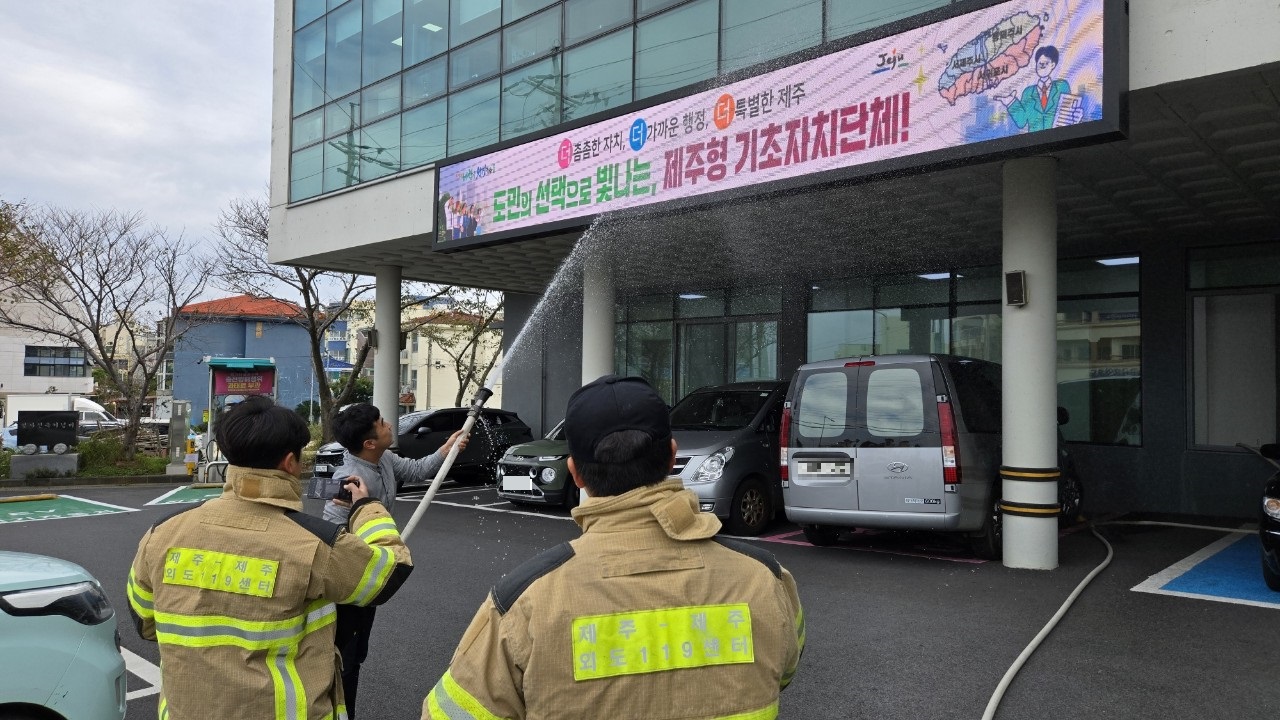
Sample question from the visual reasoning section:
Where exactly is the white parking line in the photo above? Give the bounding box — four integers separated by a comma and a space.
122, 647, 162, 700
429, 500, 575, 521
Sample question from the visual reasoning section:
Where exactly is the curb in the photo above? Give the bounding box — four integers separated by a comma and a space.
0, 474, 188, 490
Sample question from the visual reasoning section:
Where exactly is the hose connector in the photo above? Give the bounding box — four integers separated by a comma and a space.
466, 386, 495, 418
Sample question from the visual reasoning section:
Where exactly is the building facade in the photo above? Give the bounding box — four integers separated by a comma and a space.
267, 0, 1280, 552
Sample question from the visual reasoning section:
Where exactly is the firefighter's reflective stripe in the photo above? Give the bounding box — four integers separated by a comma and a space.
356, 516, 400, 544
159, 695, 169, 720
781, 606, 805, 689
340, 545, 395, 605
424, 670, 503, 720
153, 599, 336, 650
320, 706, 349, 720
127, 567, 154, 619
269, 642, 305, 720
570, 604, 754, 681
718, 702, 779, 720
162, 547, 280, 598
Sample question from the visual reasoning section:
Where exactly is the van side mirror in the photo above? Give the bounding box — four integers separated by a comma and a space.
1057, 406, 1070, 426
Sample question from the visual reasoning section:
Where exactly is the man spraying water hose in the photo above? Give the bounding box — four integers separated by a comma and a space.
322, 403, 468, 718
421, 375, 806, 720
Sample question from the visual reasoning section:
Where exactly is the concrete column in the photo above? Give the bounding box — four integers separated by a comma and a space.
374, 265, 402, 435
580, 243, 615, 384
1001, 156, 1059, 570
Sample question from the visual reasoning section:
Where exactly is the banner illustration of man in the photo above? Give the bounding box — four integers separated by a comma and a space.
996, 45, 1082, 132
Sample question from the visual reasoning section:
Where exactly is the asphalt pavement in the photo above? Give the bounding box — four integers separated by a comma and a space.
1, 480, 1277, 719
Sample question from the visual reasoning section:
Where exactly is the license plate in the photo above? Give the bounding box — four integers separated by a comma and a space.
314, 464, 330, 474
502, 474, 533, 491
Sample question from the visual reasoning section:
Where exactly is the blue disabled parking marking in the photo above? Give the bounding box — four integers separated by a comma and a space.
1132, 531, 1280, 610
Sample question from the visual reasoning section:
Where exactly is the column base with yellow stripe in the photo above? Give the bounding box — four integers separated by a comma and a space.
1000, 466, 1059, 570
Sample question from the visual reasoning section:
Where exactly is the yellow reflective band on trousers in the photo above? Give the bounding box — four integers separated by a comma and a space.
425, 670, 503, 720
571, 604, 754, 680
153, 599, 336, 650
127, 567, 155, 619
161, 546, 280, 598
340, 546, 395, 605
356, 516, 400, 544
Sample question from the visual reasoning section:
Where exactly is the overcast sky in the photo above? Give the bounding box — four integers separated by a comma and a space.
0, 1, 274, 244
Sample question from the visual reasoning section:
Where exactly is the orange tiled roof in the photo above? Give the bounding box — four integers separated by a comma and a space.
179, 294, 306, 319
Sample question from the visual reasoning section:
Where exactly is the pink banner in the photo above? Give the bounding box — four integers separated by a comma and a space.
436, 0, 1108, 248
213, 369, 275, 396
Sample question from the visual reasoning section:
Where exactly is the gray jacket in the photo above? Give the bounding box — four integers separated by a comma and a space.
322, 448, 448, 524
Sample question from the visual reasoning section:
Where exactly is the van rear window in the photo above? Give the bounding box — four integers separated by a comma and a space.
796, 371, 849, 445
865, 367, 924, 437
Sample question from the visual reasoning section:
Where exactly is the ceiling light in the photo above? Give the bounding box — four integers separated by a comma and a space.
917, 272, 951, 280
678, 293, 707, 300
423, 23, 442, 32
1097, 256, 1139, 266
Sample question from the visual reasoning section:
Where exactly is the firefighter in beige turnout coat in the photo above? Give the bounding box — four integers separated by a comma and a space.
127, 396, 413, 720
423, 376, 804, 720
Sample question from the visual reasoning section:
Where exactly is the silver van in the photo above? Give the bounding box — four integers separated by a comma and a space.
780, 354, 1080, 559
671, 380, 788, 536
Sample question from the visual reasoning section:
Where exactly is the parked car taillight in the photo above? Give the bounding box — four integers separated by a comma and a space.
938, 400, 960, 484
779, 405, 792, 482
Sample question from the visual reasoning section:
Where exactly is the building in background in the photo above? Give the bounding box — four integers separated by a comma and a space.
401, 308, 504, 412
172, 295, 315, 424
266, 0, 1280, 525
0, 299, 94, 417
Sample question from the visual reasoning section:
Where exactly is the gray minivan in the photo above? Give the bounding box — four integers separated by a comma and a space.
671, 380, 788, 536
780, 354, 1080, 559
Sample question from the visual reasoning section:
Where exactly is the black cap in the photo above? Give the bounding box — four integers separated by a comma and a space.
564, 375, 671, 464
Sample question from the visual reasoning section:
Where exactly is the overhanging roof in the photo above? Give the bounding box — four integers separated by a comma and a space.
281, 64, 1280, 296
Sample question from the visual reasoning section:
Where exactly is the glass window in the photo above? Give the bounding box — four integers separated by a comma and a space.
638, 0, 685, 17
290, 145, 324, 201
679, 324, 726, 396
362, 76, 400, 122
325, 95, 361, 139
1059, 256, 1139, 295
323, 137, 359, 192
795, 370, 848, 444
951, 306, 1001, 362
505, 0, 557, 23
721, 0, 821, 74
292, 108, 325, 150
625, 322, 674, 403
451, 0, 500, 47
810, 277, 873, 311
403, 56, 447, 108
502, 58, 560, 139
955, 265, 1001, 303
295, 0, 325, 29
628, 294, 672, 321
447, 79, 500, 155
362, 0, 402, 85
565, 0, 631, 45
450, 33, 501, 89
1189, 244, 1280, 289
325, 2, 362, 99
360, 114, 401, 181
562, 30, 632, 121
878, 306, 950, 355
293, 21, 327, 115
676, 289, 725, 318
327, 0, 349, 10
1056, 297, 1141, 444
401, 98, 447, 168
1191, 293, 1277, 447
807, 309, 874, 361
865, 367, 924, 437
635, 0, 718, 100
730, 285, 782, 315
735, 321, 778, 380
878, 271, 951, 306
826, 0, 948, 41
405, 0, 449, 65
504, 6, 561, 69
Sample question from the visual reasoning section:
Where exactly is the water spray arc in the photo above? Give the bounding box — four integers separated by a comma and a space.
400, 386, 494, 542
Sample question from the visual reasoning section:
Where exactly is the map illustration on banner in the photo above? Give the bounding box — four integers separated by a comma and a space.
436, 0, 1109, 248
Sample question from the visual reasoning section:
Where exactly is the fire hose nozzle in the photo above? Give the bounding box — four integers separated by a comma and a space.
469, 387, 494, 411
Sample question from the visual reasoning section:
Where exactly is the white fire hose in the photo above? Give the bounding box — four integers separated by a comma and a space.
400, 387, 493, 542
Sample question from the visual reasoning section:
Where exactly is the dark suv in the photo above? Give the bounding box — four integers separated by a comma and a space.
312, 407, 533, 489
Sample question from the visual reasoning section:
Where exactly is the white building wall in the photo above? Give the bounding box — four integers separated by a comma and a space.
1130, 0, 1280, 90
0, 325, 94, 398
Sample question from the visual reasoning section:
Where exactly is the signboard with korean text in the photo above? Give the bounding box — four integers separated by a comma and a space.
212, 368, 276, 396
16, 410, 78, 448
434, 0, 1124, 250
